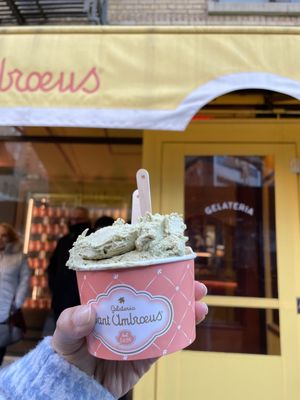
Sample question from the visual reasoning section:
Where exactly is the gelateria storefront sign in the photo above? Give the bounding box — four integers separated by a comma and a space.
204, 201, 254, 216
2, 26, 300, 129
0, 58, 100, 94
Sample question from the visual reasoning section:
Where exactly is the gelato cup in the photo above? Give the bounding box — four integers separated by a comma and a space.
76, 252, 196, 360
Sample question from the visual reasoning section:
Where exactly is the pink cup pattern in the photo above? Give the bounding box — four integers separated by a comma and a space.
76, 258, 195, 360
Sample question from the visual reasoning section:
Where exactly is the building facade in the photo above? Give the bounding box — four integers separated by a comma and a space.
108, 0, 300, 26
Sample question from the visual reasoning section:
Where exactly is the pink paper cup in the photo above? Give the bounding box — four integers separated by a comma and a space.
76, 253, 196, 360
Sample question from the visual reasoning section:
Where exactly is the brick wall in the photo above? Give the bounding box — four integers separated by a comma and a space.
108, 0, 206, 25
107, 0, 300, 26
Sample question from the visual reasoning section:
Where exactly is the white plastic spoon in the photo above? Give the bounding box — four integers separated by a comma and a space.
136, 168, 152, 216
131, 189, 141, 224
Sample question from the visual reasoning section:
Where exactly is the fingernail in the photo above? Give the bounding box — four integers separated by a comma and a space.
200, 282, 208, 296
197, 316, 206, 325
196, 304, 209, 325
72, 305, 92, 326
202, 303, 209, 315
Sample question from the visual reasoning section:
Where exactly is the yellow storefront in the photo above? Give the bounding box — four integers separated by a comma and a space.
138, 122, 300, 400
1, 26, 300, 400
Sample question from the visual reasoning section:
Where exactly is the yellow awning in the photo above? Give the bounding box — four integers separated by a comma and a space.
1, 26, 300, 130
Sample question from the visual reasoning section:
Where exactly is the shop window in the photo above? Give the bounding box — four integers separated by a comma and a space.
185, 155, 277, 299
184, 155, 281, 355
0, 134, 140, 311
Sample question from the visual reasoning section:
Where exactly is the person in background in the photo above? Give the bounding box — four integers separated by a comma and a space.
94, 215, 115, 231
0, 223, 30, 365
47, 206, 92, 322
0, 282, 208, 399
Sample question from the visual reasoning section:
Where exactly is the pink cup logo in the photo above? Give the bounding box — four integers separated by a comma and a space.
89, 284, 174, 356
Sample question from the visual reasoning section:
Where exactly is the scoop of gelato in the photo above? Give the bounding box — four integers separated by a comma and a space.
76, 219, 138, 260
67, 212, 189, 270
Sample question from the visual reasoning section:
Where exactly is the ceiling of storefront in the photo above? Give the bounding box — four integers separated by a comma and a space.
21, 126, 143, 184
0, 126, 143, 205
196, 90, 300, 120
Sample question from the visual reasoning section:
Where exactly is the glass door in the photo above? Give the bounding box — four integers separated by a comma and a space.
185, 155, 278, 355
154, 142, 300, 400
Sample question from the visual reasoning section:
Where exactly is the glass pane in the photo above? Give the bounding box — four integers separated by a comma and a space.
0, 138, 140, 310
185, 156, 278, 298
186, 306, 280, 355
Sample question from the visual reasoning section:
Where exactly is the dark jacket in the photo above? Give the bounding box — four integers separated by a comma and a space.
47, 223, 91, 321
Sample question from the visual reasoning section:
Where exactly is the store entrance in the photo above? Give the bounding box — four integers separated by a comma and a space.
136, 123, 300, 400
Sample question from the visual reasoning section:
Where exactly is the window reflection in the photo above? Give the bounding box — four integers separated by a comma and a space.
185, 156, 278, 298
0, 138, 135, 311
187, 306, 280, 355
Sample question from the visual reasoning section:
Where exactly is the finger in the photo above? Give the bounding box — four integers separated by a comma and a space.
52, 305, 96, 356
195, 301, 208, 324
195, 281, 207, 301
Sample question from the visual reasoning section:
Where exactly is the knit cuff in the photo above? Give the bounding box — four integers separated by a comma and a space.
0, 337, 115, 400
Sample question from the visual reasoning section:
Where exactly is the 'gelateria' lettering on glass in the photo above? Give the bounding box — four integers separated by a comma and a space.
205, 201, 254, 216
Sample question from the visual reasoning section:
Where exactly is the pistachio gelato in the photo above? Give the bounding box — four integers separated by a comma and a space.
67, 212, 191, 270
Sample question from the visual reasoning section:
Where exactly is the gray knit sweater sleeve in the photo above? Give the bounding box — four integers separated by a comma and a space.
0, 337, 115, 400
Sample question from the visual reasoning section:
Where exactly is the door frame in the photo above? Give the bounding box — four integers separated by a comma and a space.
133, 120, 300, 400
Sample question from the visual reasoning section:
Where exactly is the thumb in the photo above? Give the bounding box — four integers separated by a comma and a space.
52, 305, 95, 356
